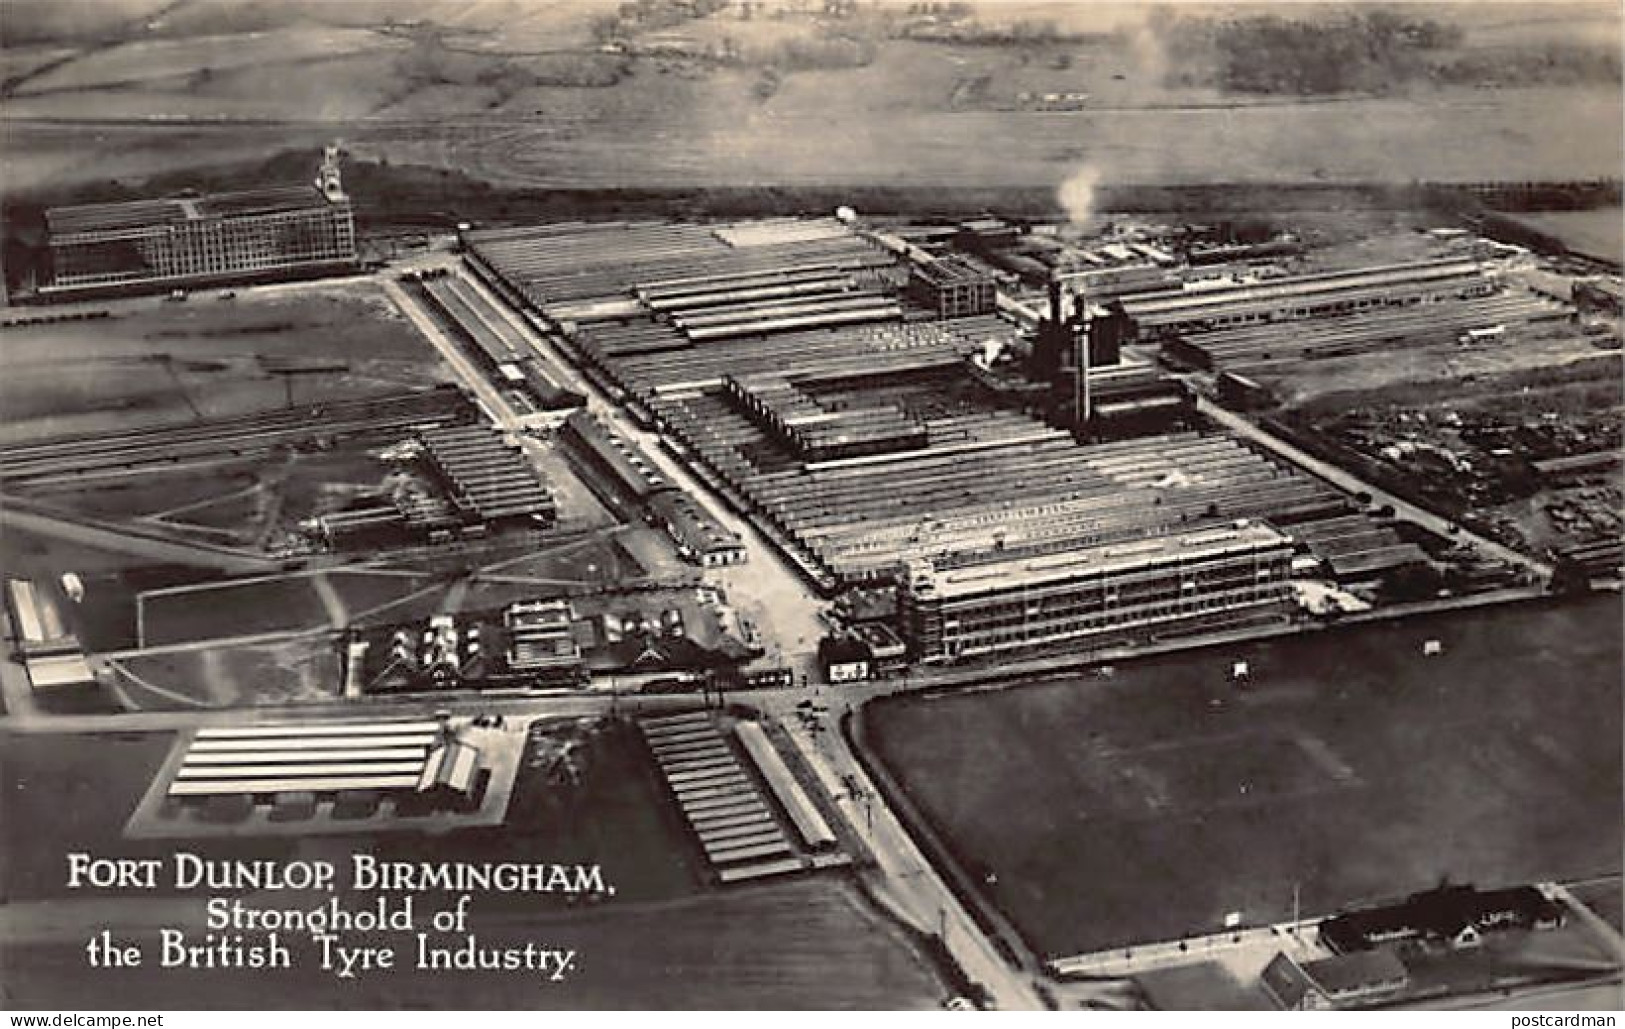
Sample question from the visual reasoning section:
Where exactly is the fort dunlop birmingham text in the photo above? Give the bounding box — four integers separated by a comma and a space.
67, 854, 611, 895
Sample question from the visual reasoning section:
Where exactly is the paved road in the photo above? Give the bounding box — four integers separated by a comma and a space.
1198, 397, 1553, 580
755, 692, 1045, 1010
0, 688, 698, 737
454, 266, 829, 682
380, 275, 525, 432
453, 265, 1042, 1005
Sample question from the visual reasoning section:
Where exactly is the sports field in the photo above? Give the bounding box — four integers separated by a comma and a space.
864, 595, 1623, 959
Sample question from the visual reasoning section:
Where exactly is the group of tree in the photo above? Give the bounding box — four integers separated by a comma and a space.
1149, 7, 1618, 95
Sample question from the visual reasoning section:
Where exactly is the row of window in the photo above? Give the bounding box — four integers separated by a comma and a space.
1153, 283, 1497, 334
51, 210, 355, 287
928, 587, 1288, 657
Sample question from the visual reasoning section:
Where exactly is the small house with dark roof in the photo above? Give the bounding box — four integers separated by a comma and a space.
1261, 949, 1409, 1010
415, 738, 486, 811
1260, 953, 1329, 1011
1303, 950, 1410, 1006
1319, 883, 1566, 954
818, 635, 872, 684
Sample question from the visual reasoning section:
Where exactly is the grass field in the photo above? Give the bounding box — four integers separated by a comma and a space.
0, 284, 446, 445
3, 60, 1620, 197
138, 575, 333, 646
112, 636, 341, 709
864, 595, 1623, 959
0, 730, 214, 902
3, 3, 1618, 196
12, 80, 1617, 194
1508, 207, 1624, 264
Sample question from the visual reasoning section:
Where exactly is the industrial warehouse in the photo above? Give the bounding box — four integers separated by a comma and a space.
1, 81, 1619, 1012
900, 520, 1295, 662
39, 147, 357, 299
458, 213, 1484, 663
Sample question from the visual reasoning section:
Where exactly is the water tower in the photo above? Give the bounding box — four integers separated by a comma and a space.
316, 144, 346, 203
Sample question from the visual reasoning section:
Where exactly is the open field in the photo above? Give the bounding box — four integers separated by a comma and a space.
0, 731, 195, 902
5, 81, 1620, 196
111, 636, 341, 709
0, 721, 944, 1008
1507, 207, 1624, 265
18, 447, 394, 550
138, 575, 333, 646
3, 2, 1617, 195
15, 26, 403, 94
1, 874, 945, 1009
864, 595, 1623, 959
0, 284, 447, 445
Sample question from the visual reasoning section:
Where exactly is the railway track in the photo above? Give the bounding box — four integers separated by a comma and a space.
0, 387, 471, 485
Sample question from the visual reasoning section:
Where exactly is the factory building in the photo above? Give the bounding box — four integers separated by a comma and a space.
3, 577, 95, 692
648, 490, 747, 566
909, 254, 997, 318
166, 721, 480, 807
724, 372, 927, 462
417, 425, 554, 530
41, 147, 356, 299
1121, 258, 1493, 339
900, 521, 1294, 662
559, 410, 745, 566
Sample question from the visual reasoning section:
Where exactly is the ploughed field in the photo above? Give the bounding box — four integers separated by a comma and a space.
864, 594, 1623, 959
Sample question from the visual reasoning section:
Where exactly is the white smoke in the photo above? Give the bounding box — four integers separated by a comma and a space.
1058, 165, 1103, 226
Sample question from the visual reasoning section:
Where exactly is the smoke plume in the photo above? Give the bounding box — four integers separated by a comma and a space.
1057, 164, 1103, 225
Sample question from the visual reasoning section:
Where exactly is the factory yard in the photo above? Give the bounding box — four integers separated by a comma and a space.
863, 594, 1623, 960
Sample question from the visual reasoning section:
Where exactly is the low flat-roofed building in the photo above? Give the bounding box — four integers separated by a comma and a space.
4, 577, 77, 655
648, 490, 746, 567
851, 621, 907, 674
1302, 950, 1410, 1006
168, 721, 443, 800
25, 653, 96, 691
901, 521, 1294, 662
560, 410, 669, 501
